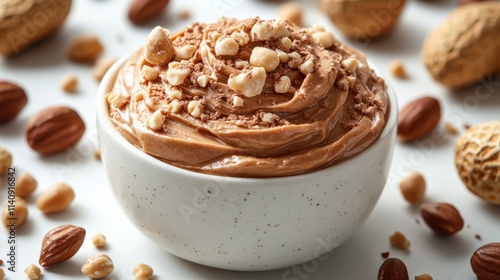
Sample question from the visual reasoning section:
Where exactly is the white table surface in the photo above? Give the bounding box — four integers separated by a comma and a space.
1, 0, 499, 279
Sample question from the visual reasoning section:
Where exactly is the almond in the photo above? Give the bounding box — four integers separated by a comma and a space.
420, 202, 464, 235
39, 225, 86, 267
397, 96, 441, 142
128, 0, 170, 25
471, 242, 500, 280
0, 81, 28, 122
25, 106, 86, 154
377, 258, 409, 280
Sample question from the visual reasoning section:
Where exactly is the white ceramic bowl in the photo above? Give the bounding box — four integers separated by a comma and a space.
96, 54, 398, 271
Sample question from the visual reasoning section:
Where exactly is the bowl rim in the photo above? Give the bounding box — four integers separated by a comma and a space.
96, 53, 398, 183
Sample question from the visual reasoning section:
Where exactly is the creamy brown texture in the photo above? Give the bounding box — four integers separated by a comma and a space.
107, 18, 389, 177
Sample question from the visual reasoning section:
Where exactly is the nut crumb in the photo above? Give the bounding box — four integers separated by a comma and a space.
147, 110, 166, 130
94, 149, 101, 160
178, 9, 191, 19
389, 231, 410, 250
81, 254, 114, 279
444, 122, 458, 135
475, 234, 482, 240
61, 74, 78, 93
92, 233, 107, 248
24, 264, 41, 280
381, 251, 390, 259
133, 263, 154, 280
389, 60, 407, 79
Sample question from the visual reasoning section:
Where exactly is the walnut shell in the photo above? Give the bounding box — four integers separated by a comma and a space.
455, 121, 500, 205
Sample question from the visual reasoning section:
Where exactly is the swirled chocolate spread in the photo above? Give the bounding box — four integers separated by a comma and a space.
106, 18, 389, 177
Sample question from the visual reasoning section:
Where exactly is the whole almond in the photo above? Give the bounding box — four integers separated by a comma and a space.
36, 182, 75, 214
377, 258, 409, 280
0, 81, 28, 122
39, 225, 86, 267
420, 202, 464, 235
67, 35, 103, 63
25, 106, 86, 154
397, 96, 441, 142
1, 196, 28, 229
128, 0, 169, 25
471, 243, 500, 280
0, 0, 72, 55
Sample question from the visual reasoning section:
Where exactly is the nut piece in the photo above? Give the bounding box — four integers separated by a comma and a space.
389, 60, 407, 79
312, 31, 336, 48
92, 57, 118, 81
144, 26, 175, 66
16, 172, 37, 198
147, 110, 165, 130
420, 202, 464, 235
24, 264, 41, 280
455, 121, 500, 205
377, 258, 409, 280
133, 263, 154, 280
128, 0, 169, 25
471, 242, 500, 280
415, 274, 433, 280
249, 47, 280, 72
81, 254, 114, 279
399, 171, 426, 203
228, 67, 267, 98
232, 96, 244, 107
91, 233, 107, 248
0, 0, 72, 55
67, 35, 103, 63
39, 225, 86, 267
215, 38, 239, 56
166, 61, 192, 86
444, 122, 458, 135
342, 57, 359, 73
321, 0, 407, 39
142, 65, 160, 81
389, 231, 410, 250
278, 3, 302, 26
422, 2, 500, 88
275, 76, 292, 94
187, 101, 204, 119
1, 196, 28, 229
251, 21, 274, 41
0, 81, 28, 122
36, 182, 75, 214
26, 106, 86, 155
61, 74, 78, 93
397, 97, 441, 142
175, 45, 197, 61
0, 146, 12, 175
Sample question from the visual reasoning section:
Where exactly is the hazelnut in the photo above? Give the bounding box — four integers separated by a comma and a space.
287, 52, 302, 69
16, 172, 37, 198
228, 67, 267, 97
215, 38, 239, 56
167, 100, 183, 113
61, 74, 78, 93
187, 101, 204, 119
175, 45, 197, 61
142, 65, 159, 81
147, 110, 165, 130
274, 76, 291, 94
133, 263, 154, 280
232, 96, 244, 107
249, 47, 280, 72
299, 60, 314, 75
273, 20, 291, 39
91, 233, 107, 248
399, 171, 426, 203
389, 231, 410, 250
166, 61, 192, 86
251, 21, 274, 41
342, 57, 359, 72
312, 31, 336, 48
230, 32, 250, 46
144, 26, 175, 66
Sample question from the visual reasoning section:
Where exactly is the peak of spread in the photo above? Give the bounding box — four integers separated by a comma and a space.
106, 17, 389, 177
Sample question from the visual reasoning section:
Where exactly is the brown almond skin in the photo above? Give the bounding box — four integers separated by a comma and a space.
420, 202, 464, 235
471, 243, 500, 280
128, 0, 169, 25
39, 225, 86, 267
398, 96, 441, 142
378, 258, 409, 280
25, 106, 85, 154
0, 81, 27, 122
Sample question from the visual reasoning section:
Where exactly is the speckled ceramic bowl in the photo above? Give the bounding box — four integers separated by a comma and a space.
96, 54, 398, 271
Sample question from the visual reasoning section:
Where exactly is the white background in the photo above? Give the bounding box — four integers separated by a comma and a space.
1, 0, 499, 279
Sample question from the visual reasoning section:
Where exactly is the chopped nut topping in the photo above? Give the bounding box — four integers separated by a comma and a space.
249, 47, 280, 72
299, 60, 314, 75
251, 21, 274, 41
347, 76, 356, 87
287, 52, 302, 69
281, 37, 292, 51
230, 32, 250, 46
142, 65, 159, 81
273, 20, 290, 39
197, 75, 210, 88
228, 67, 267, 97
215, 37, 239, 56
233, 95, 244, 107
91, 233, 107, 248
261, 113, 274, 124
276, 50, 289, 63
167, 100, 183, 113
342, 57, 359, 72
144, 26, 175, 66
312, 31, 336, 49
175, 45, 197, 61
168, 88, 184, 100
108, 91, 130, 108
188, 100, 204, 118
166, 61, 192, 86
235, 60, 249, 69
147, 110, 165, 130
275, 76, 292, 93
24, 264, 41, 280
